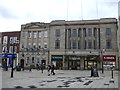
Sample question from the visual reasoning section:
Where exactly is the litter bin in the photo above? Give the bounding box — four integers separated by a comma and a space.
91, 66, 99, 77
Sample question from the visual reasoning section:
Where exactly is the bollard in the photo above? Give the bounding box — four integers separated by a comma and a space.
111, 69, 113, 78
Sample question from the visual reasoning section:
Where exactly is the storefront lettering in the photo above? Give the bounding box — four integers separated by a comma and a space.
103, 56, 116, 61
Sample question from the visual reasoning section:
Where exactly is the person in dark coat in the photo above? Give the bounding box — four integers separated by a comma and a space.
47, 65, 51, 76
41, 63, 44, 73
36, 64, 40, 70
51, 64, 55, 75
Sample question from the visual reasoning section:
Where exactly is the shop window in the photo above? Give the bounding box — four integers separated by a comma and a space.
32, 56, 35, 63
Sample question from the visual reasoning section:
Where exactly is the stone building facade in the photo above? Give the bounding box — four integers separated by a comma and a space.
20, 18, 118, 70
20, 22, 49, 68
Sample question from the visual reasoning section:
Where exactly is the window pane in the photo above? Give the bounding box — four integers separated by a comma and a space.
44, 42, 47, 49
55, 40, 60, 49
106, 40, 112, 49
55, 29, 60, 37
38, 31, 42, 38
78, 28, 81, 37
28, 32, 32, 38
88, 40, 92, 49
72, 40, 77, 49
88, 28, 92, 36
21, 32, 25, 38
44, 31, 48, 37
38, 43, 41, 48
72, 29, 77, 37
33, 32, 37, 38
106, 28, 112, 36
83, 28, 86, 37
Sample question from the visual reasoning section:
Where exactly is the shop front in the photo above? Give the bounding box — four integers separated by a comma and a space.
65, 55, 99, 70
51, 55, 63, 70
103, 55, 116, 70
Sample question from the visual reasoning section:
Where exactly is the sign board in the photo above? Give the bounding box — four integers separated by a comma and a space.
0, 54, 17, 58
51, 55, 63, 60
103, 55, 116, 61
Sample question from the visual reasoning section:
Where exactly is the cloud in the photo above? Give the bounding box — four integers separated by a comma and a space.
0, 0, 119, 32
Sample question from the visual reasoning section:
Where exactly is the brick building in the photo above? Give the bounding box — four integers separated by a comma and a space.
1, 31, 21, 68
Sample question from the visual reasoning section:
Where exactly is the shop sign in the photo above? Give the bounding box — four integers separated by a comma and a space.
52, 55, 63, 60
103, 56, 116, 61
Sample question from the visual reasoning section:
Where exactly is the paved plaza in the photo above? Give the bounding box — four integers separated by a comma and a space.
0, 68, 119, 89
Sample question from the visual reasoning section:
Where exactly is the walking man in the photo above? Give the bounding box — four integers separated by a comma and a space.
51, 64, 55, 75
47, 65, 51, 76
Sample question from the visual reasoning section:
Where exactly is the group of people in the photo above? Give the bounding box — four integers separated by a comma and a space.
36, 63, 55, 76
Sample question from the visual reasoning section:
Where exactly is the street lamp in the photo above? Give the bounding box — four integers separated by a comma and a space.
99, 48, 105, 74
10, 40, 19, 78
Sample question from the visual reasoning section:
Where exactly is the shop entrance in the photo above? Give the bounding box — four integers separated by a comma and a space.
69, 60, 80, 70
20, 59, 24, 68
84, 60, 97, 70
52, 60, 63, 70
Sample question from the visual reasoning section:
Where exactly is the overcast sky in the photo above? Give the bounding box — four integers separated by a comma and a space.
0, 0, 119, 32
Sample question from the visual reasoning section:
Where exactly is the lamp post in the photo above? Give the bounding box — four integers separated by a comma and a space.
99, 48, 105, 74
10, 39, 19, 78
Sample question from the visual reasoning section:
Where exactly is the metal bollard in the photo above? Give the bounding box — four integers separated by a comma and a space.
111, 69, 113, 78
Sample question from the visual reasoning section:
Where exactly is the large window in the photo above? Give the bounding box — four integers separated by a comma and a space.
88, 28, 92, 37
44, 42, 47, 49
55, 29, 60, 37
72, 29, 77, 37
21, 43, 24, 49
83, 28, 86, 37
38, 31, 42, 38
3, 36, 8, 44
106, 40, 112, 49
28, 32, 32, 38
9, 46, 13, 53
33, 32, 37, 38
55, 40, 60, 49
32, 55, 35, 63
72, 40, 77, 49
88, 40, 92, 49
78, 28, 81, 37
38, 43, 41, 48
21, 32, 25, 38
33, 43, 36, 48
93, 28, 97, 37
106, 28, 112, 36
28, 43, 31, 49
44, 31, 48, 37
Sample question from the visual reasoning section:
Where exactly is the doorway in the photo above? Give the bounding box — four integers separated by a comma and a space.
20, 59, 24, 68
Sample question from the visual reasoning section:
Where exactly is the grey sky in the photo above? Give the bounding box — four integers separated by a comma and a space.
0, 0, 119, 32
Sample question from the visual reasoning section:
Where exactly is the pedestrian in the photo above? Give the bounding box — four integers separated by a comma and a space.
51, 64, 55, 75
36, 63, 40, 70
47, 65, 51, 76
40, 63, 44, 73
